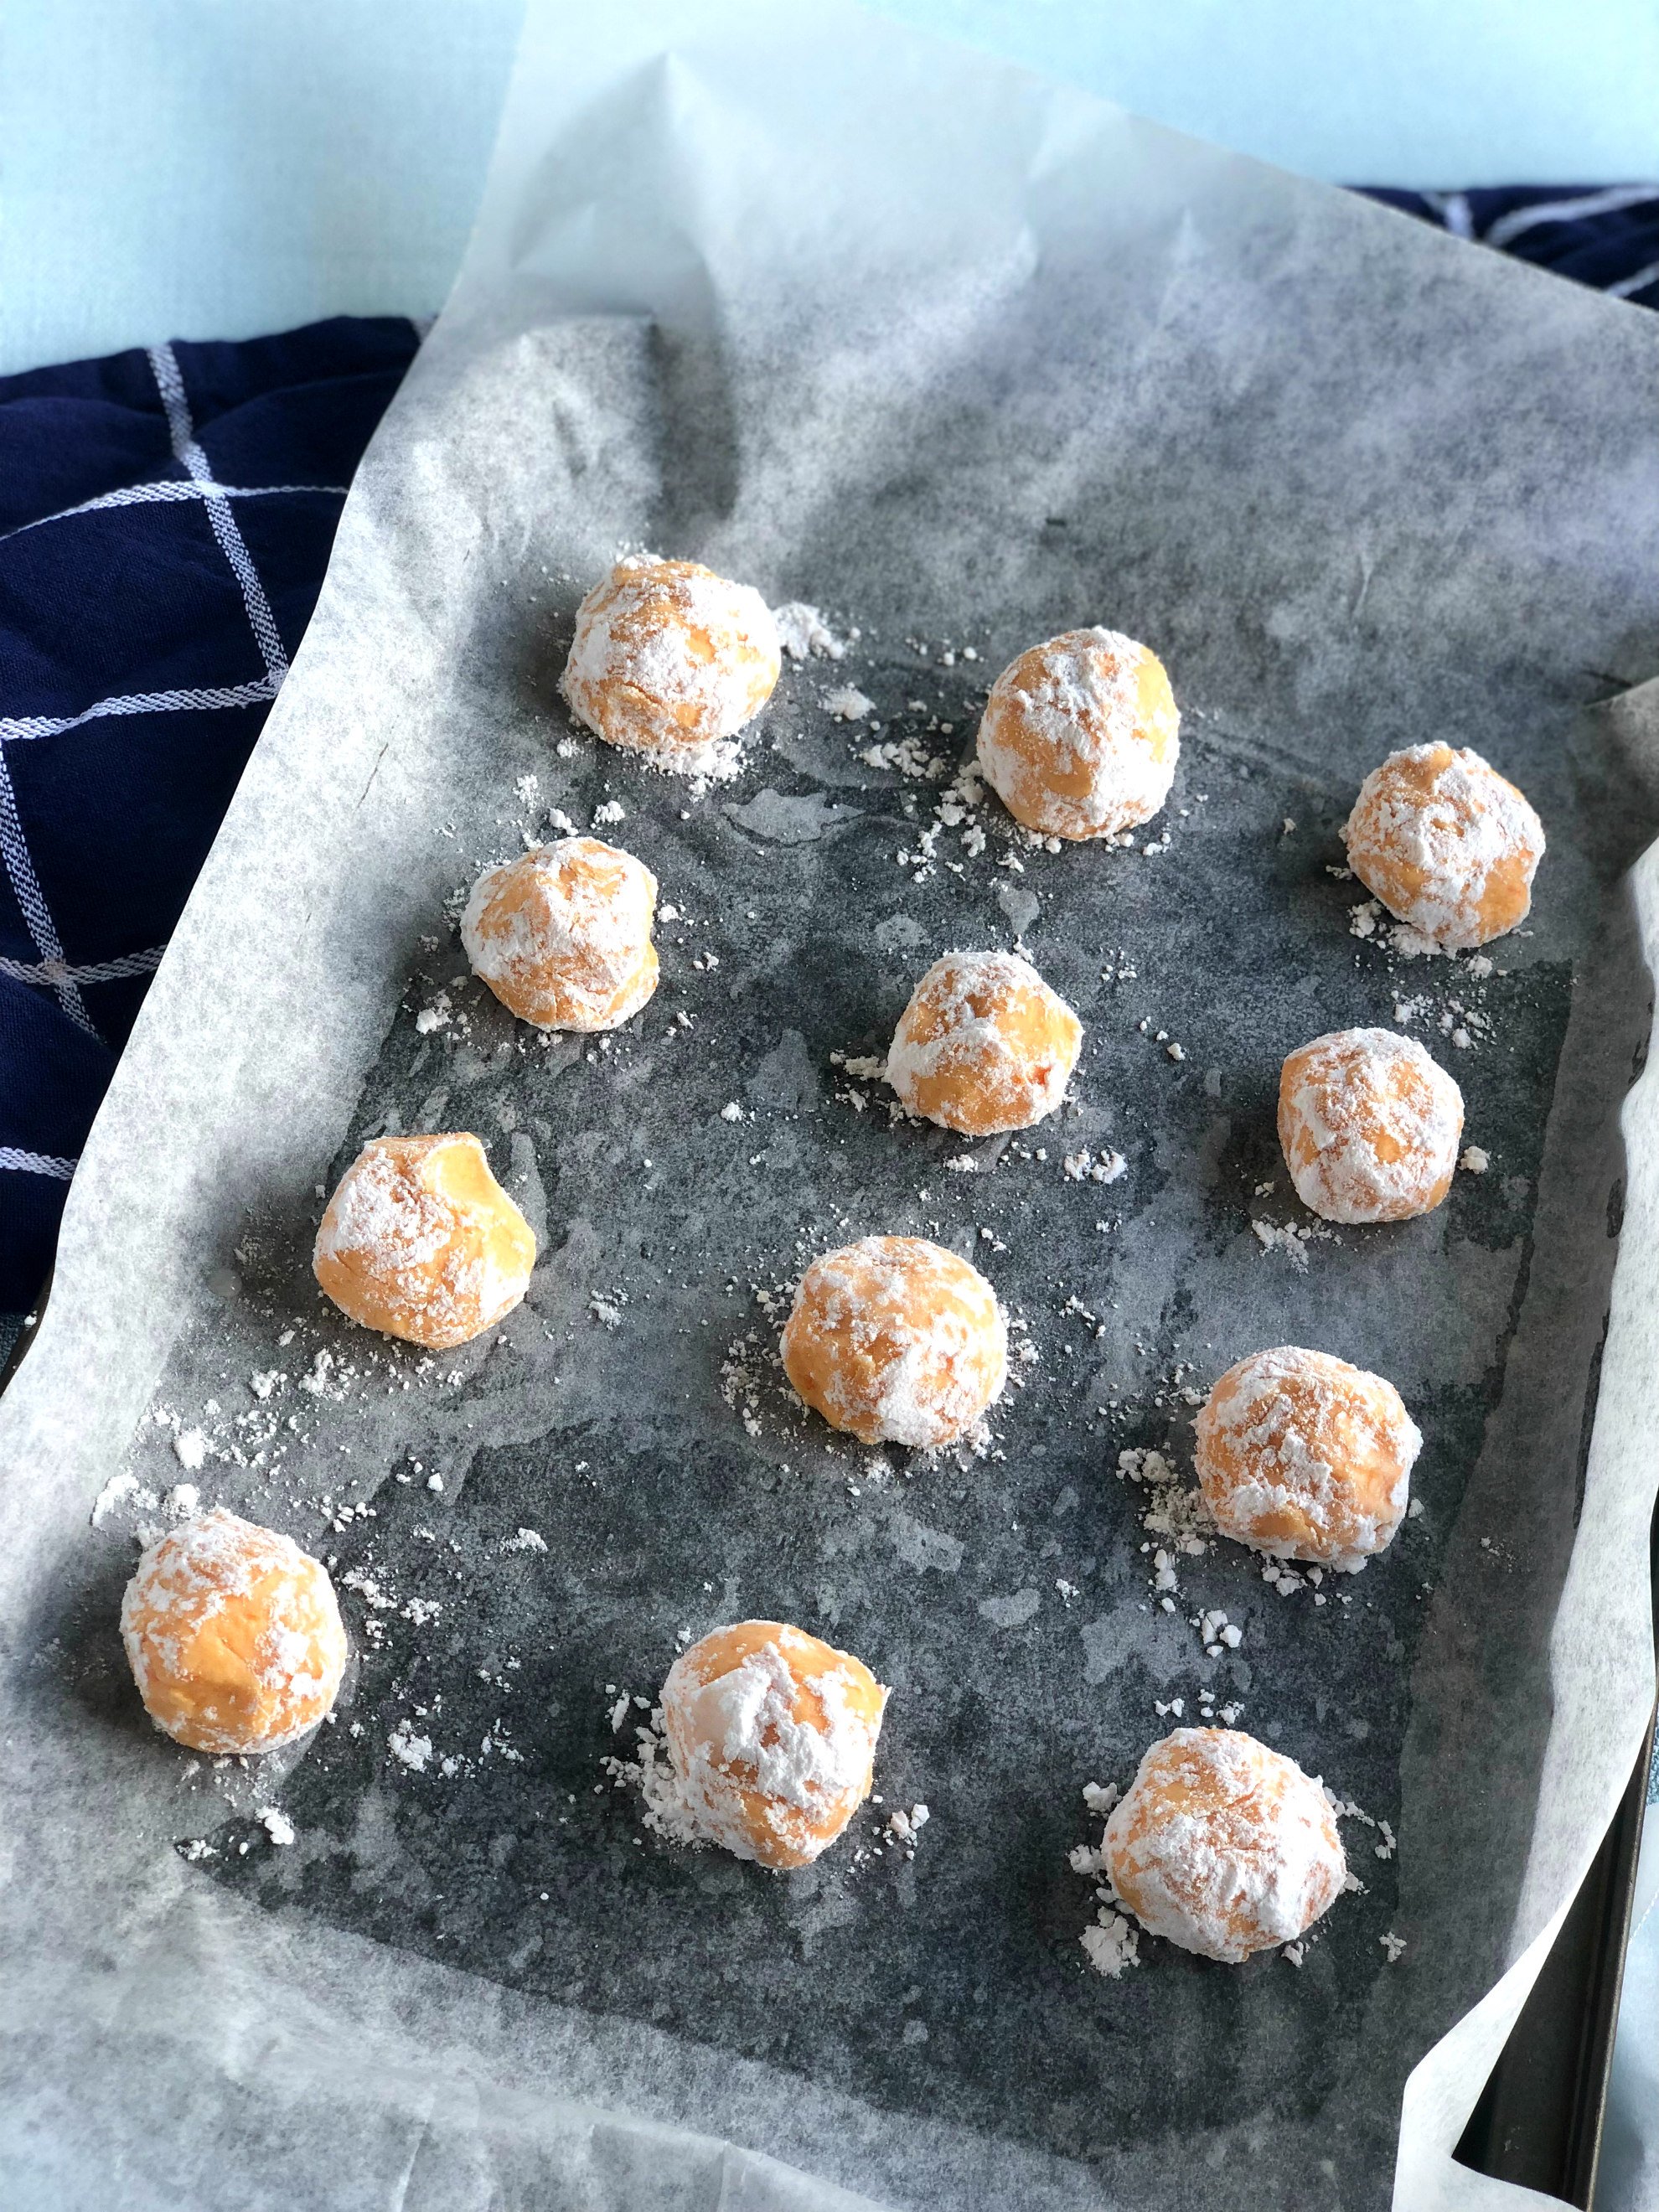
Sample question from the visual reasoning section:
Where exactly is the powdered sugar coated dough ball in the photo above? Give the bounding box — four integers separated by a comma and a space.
1195, 1346, 1420, 1571
463, 836, 658, 1032
121, 1508, 347, 1754
887, 949, 1083, 1136
561, 556, 781, 774
1279, 1027, 1463, 1224
976, 628, 1178, 842
780, 1235, 1008, 1448
1343, 743, 1544, 950
659, 1620, 888, 1868
313, 1133, 535, 1349
1103, 1728, 1346, 1963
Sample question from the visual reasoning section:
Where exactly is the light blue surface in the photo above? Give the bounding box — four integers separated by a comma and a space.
2, 0, 1657, 376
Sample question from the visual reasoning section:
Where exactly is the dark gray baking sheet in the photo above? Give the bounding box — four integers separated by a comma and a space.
3, 5, 1659, 2209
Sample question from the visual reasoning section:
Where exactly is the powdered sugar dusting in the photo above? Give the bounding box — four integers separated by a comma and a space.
650, 1628, 888, 1867
1279, 1027, 1463, 1224
1103, 1729, 1347, 1964
561, 556, 780, 778
886, 949, 1082, 1135
1195, 1346, 1420, 1571
1344, 744, 1544, 949
978, 628, 1178, 842
461, 837, 657, 1032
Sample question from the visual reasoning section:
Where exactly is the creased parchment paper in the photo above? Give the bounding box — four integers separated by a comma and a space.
3, 5, 1659, 2208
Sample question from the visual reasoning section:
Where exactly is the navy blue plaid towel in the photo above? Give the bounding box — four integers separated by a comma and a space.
2, 184, 1656, 1348
0, 318, 417, 1336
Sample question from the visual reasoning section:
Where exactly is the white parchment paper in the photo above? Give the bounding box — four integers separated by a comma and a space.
3, 5, 1658, 2208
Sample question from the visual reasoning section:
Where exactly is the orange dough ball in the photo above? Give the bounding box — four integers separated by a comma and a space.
462, 836, 658, 1032
1279, 1026, 1462, 1223
313, 1133, 535, 1349
780, 1235, 1007, 1448
976, 628, 1179, 842
1103, 1728, 1346, 1963
560, 555, 781, 773
1343, 743, 1544, 950
1195, 1346, 1421, 1570
659, 1620, 889, 1868
887, 949, 1083, 1135
121, 1508, 347, 1754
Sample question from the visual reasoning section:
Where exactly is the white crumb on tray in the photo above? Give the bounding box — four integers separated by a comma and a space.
592, 798, 627, 825
501, 1527, 547, 1553
1063, 1148, 1126, 1184
1071, 1779, 1140, 1977
1380, 1930, 1408, 1961
389, 1722, 433, 1772
1460, 1145, 1490, 1174
258, 1806, 296, 1848
772, 602, 845, 661
173, 1427, 209, 1471
90, 1471, 155, 1527
824, 686, 876, 721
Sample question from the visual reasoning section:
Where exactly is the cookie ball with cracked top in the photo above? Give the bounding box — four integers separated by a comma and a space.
657, 1620, 888, 1869
463, 835, 658, 1032
1195, 1346, 1420, 1570
780, 1235, 1007, 1448
121, 1508, 347, 1754
561, 556, 780, 774
1103, 1728, 1347, 1963
976, 627, 1178, 841
1343, 743, 1543, 950
313, 1133, 535, 1349
888, 948, 1082, 1134
1279, 1026, 1462, 1223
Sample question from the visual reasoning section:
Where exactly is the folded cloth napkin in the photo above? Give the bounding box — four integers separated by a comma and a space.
3, 185, 1656, 1350
0, 317, 418, 1336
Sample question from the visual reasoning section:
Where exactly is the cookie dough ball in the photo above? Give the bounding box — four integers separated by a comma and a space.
1279, 1027, 1462, 1224
1343, 744, 1544, 950
977, 628, 1179, 842
121, 1508, 347, 1754
781, 1236, 1007, 1449
1195, 1346, 1421, 1570
1103, 1728, 1346, 1963
561, 555, 780, 773
462, 836, 658, 1032
660, 1620, 888, 1868
887, 950, 1083, 1135
313, 1133, 535, 1349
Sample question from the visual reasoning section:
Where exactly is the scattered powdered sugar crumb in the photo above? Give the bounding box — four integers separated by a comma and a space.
824, 686, 876, 721
258, 1806, 296, 1848
389, 1722, 433, 1772
173, 1427, 209, 1471
1460, 1145, 1490, 1174
720, 1101, 744, 1123
884, 1802, 930, 1857
164, 1483, 200, 1519
772, 602, 845, 662
91, 1471, 157, 1527
1072, 1780, 1140, 1977
501, 1527, 548, 1553
1380, 1930, 1408, 1961
1064, 1148, 1127, 1185
592, 798, 627, 826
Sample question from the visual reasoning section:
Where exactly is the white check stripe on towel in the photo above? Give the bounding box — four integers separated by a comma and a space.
1482, 183, 1659, 251
0, 1148, 77, 1178
0, 478, 349, 547
148, 342, 290, 685
0, 944, 166, 989
0, 743, 96, 1036
0, 678, 279, 744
